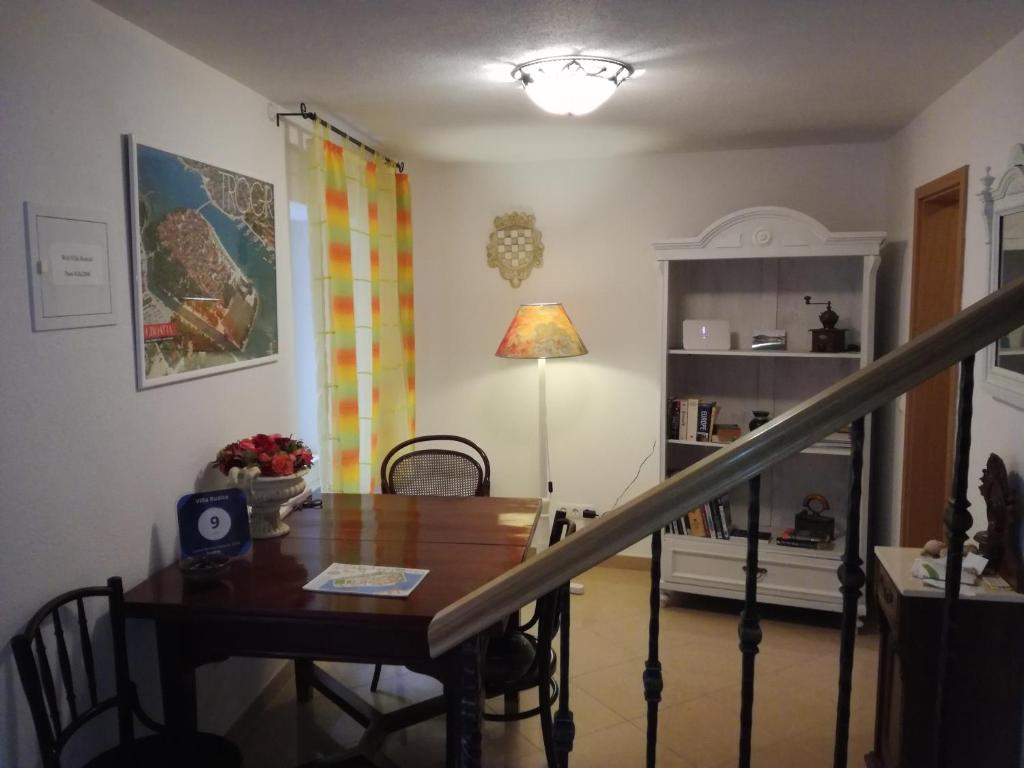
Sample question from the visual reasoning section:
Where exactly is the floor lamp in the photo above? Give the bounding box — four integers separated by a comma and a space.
496, 303, 587, 553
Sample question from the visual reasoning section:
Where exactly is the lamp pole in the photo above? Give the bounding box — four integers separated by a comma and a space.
538, 357, 551, 502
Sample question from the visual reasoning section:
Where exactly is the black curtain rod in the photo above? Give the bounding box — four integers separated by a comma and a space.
276, 102, 405, 173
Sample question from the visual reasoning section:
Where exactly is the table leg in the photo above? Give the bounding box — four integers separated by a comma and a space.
443, 637, 483, 768
155, 621, 197, 732
444, 651, 461, 768
459, 636, 483, 768
294, 659, 314, 703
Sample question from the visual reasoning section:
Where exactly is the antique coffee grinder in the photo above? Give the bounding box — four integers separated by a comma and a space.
804, 295, 846, 353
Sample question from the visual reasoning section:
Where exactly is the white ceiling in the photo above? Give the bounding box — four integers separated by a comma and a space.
97, 0, 1024, 164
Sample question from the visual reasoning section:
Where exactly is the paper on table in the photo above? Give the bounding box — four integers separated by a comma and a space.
302, 563, 428, 598
911, 552, 989, 585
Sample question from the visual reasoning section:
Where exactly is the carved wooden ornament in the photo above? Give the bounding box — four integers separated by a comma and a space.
487, 212, 544, 288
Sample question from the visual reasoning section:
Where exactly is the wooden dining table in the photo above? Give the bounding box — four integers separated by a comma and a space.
123, 493, 541, 767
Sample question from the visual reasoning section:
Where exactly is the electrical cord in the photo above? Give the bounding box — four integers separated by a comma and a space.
613, 438, 658, 508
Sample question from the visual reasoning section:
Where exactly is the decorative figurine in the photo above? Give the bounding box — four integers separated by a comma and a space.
976, 453, 1016, 577
921, 539, 944, 558
749, 410, 771, 432
804, 295, 847, 353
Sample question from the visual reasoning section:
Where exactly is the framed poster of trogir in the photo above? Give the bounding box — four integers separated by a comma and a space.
126, 136, 279, 389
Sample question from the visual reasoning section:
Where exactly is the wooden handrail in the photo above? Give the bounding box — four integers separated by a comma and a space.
428, 278, 1024, 658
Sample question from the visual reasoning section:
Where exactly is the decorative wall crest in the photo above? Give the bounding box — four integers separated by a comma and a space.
487, 212, 544, 288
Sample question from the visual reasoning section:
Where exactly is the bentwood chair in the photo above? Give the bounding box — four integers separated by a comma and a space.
368, 435, 492, 693
379, 434, 491, 497
12, 577, 243, 768
482, 509, 576, 766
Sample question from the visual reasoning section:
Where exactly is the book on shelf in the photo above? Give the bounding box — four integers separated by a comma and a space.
685, 397, 700, 441
665, 496, 732, 539
667, 396, 703, 440
695, 400, 719, 442
688, 507, 706, 537
668, 398, 682, 440
775, 528, 834, 550
715, 497, 733, 535
709, 501, 725, 538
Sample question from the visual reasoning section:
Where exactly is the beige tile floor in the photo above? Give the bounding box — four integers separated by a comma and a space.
228, 565, 878, 767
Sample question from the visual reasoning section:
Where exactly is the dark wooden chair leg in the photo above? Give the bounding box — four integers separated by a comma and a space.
370, 663, 383, 693
539, 677, 556, 767
553, 585, 575, 768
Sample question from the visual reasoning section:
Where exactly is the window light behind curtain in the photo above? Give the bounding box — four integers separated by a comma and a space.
286, 121, 414, 492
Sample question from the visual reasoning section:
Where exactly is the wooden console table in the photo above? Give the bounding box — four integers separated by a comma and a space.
868, 546, 1024, 767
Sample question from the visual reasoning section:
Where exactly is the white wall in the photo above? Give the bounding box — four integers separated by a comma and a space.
0, 1, 295, 765
878, 27, 1024, 546
412, 144, 887, 556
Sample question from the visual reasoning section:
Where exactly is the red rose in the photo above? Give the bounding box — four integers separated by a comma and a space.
215, 433, 312, 475
270, 452, 294, 476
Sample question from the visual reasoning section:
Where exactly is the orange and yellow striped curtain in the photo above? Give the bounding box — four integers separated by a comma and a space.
313, 124, 414, 492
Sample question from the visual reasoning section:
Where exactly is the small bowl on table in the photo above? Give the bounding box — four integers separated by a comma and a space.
179, 554, 230, 585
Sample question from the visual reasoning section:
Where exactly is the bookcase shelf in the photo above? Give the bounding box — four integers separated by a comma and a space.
655, 207, 883, 615
664, 530, 847, 562
668, 349, 861, 359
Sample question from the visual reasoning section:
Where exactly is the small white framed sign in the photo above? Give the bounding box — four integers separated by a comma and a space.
25, 202, 116, 331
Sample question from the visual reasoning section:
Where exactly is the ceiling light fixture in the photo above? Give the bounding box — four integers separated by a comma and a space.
511, 55, 634, 116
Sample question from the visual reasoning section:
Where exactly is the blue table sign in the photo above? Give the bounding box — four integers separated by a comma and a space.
177, 489, 251, 559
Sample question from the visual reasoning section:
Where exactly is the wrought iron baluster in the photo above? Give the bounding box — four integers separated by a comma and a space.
738, 476, 763, 768
644, 530, 664, 768
459, 635, 483, 768
554, 583, 575, 768
833, 417, 866, 768
933, 354, 975, 768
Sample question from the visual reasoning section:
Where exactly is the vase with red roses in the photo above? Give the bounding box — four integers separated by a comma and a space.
215, 434, 313, 539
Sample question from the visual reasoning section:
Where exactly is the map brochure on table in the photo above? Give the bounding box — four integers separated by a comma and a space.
302, 563, 429, 598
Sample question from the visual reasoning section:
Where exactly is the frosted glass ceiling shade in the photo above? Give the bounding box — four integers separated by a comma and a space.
512, 56, 633, 116
495, 303, 587, 359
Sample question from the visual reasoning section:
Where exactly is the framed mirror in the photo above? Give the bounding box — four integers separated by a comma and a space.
982, 143, 1024, 408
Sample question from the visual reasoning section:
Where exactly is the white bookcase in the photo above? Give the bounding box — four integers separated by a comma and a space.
654, 207, 884, 614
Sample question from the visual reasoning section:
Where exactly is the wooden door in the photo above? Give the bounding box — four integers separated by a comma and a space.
900, 167, 968, 546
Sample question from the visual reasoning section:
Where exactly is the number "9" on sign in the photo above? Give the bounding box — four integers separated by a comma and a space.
198, 507, 231, 541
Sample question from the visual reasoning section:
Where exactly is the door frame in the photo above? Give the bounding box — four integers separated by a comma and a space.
899, 166, 969, 546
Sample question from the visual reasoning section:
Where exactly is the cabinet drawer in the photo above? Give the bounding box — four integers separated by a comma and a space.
662, 537, 845, 611
875, 559, 900, 628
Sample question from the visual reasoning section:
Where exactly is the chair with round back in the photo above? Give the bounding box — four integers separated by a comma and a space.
380, 434, 490, 497
481, 508, 576, 766
368, 435, 490, 692
12, 576, 243, 768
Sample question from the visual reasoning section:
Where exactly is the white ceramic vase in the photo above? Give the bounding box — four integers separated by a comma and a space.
229, 467, 307, 539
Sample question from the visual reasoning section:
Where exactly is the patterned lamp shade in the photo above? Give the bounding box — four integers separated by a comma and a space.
495, 303, 588, 359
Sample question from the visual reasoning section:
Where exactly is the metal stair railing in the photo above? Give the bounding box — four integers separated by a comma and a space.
431, 276, 1024, 768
